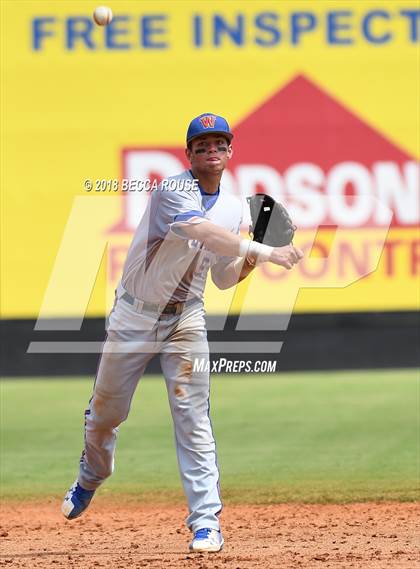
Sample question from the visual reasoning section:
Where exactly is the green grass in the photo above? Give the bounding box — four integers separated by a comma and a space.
1, 370, 419, 503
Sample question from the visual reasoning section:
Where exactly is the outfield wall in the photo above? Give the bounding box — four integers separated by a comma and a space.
1, 312, 418, 376
1, 1, 419, 375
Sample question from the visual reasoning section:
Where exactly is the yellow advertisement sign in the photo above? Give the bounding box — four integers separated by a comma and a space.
1, 1, 419, 318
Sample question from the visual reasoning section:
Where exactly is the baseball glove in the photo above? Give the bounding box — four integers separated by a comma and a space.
247, 193, 296, 247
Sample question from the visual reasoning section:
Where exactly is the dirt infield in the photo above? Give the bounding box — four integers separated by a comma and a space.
0, 502, 419, 568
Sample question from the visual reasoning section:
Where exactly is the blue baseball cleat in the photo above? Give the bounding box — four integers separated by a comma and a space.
189, 528, 224, 552
61, 480, 95, 520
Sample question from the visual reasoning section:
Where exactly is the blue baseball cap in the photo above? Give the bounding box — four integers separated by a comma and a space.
186, 113, 233, 145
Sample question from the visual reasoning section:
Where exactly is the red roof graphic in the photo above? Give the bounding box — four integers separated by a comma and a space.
230, 74, 413, 169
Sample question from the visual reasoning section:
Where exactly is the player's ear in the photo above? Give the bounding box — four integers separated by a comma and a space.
227, 144, 233, 160
185, 146, 192, 162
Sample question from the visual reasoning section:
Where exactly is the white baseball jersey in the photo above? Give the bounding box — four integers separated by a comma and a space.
121, 169, 242, 304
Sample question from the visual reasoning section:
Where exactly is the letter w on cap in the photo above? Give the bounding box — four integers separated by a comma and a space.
200, 115, 216, 128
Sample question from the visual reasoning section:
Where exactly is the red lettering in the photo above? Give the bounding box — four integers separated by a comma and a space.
299, 242, 329, 278
108, 245, 128, 282
338, 242, 370, 278
410, 239, 420, 276
200, 115, 216, 128
380, 240, 401, 276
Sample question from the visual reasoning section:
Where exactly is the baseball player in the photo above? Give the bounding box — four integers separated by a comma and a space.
62, 113, 303, 553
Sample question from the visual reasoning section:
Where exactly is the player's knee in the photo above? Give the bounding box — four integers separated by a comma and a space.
90, 411, 127, 430
87, 395, 129, 430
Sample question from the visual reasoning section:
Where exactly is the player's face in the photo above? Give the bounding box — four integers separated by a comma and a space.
186, 134, 233, 174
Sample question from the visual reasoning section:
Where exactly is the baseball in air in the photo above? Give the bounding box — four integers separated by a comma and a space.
93, 6, 113, 26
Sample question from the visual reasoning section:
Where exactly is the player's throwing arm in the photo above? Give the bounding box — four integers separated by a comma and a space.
181, 216, 303, 270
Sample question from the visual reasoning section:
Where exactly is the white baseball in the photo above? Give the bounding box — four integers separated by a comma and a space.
93, 6, 113, 26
